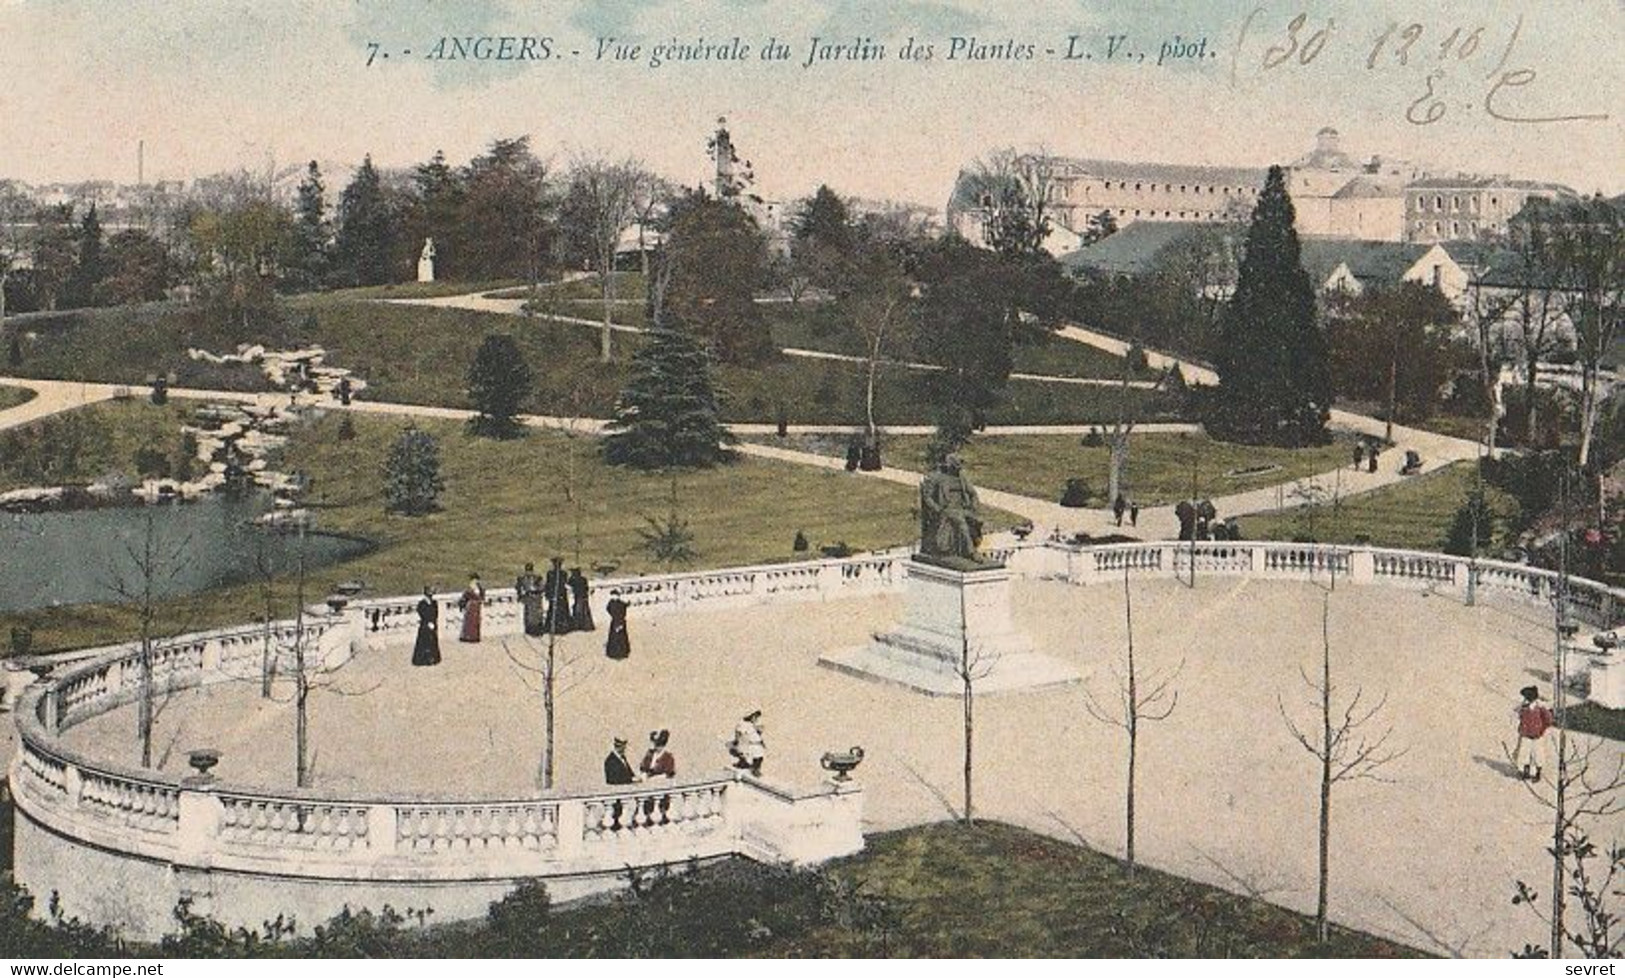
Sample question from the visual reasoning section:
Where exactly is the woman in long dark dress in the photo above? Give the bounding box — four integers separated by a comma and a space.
604, 594, 630, 660
568, 567, 594, 632
412, 585, 441, 666
458, 574, 485, 643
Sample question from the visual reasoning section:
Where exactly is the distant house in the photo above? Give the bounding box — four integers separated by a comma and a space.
1060, 221, 1222, 279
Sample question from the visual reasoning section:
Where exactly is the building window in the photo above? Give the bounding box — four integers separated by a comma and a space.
1451, 221, 1460, 235
1103, 181, 1112, 190
1432, 264, 1443, 287
1134, 209, 1141, 217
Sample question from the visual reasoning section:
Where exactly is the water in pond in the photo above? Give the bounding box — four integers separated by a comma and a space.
0, 495, 371, 613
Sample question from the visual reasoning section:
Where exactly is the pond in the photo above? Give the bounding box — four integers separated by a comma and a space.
0, 494, 371, 614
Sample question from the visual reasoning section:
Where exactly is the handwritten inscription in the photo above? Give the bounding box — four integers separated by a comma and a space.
1232, 9, 1610, 127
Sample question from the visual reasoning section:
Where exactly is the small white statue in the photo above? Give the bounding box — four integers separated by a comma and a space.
417, 237, 436, 283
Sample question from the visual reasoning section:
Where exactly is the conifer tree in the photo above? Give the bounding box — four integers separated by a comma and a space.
1210, 166, 1331, 446
335, 155, 396, 286
65, 204, 106, 308
383, 426, 444, 516
466, 333, 533, 438
602, 327, 735, 469
288, 161, 331, 291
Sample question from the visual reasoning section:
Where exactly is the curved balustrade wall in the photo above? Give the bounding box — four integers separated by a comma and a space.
11, 540, 1619, 941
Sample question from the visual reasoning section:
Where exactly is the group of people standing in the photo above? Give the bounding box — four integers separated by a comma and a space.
410, 557, 634, 667
516, 558, 595, 637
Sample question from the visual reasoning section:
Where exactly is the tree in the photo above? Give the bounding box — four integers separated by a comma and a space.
29, 204, 76, 313
845, 239, 914, 453
1083, 568, 1181, 876
1279, 584, 1405, 944
1104, 365, 1180, 523
602, 327, 735, 470
1469, 216, 1567, 450
104, 510, 192, 769
1210, 166, 1331, 447
61, 204, 106, 308
1508, 502, 1625, 958
460, 136, 552, 281
466, 333, 533, 438
958, 148, 1059, 260
1327, 281, 1462, 437
637, 476, 699, 572
628, 170, 676, 276
184, 176, 292, 329
503, 632, 595, 790
1534, 196, 1625, 470
912, 236, 1017, 439
383, 426, 444, 515
0, 181, 29, 333
1442, 488, 1496, 557
659, 190, 774, 364
335, 155, 397, 286
954, 589, 999, 825
562, 155, 645, 362
98, 230, 173, 305
1081, 209, 1119, 246
286, 161, 332, 291
405, 149, 465, 280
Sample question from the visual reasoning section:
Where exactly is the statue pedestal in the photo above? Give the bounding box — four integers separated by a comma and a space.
820, 557, 1079, 696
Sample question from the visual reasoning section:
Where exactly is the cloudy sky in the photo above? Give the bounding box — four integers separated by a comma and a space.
0, 0, 1619, 205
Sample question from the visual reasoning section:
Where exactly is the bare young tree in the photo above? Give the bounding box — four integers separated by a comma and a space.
1472, 221, 1567, 447
566, 155, 646, 363
1082, 566, 1181, 876
1105, 365, 1178, 508
961, 148, 1060, 258
954, 589, 999, 825
104, 509, 192, 769
629, 172, 676, 276
846, 243, 914, 453
1506, 500, 1625, 958
257, 514, 377, 789
1279, 587, 1406, 944
504, 632, 597, 789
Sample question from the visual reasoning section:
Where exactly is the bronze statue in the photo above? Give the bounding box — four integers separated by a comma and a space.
919, 454, 983, 560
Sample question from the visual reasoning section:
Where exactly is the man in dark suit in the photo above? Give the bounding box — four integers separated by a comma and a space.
603, 737, 638, 829
604, 737, 637, 785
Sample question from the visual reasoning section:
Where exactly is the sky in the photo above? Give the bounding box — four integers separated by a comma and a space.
0, 0, 1619, 206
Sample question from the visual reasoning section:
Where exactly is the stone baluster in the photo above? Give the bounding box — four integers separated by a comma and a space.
176, 785, 224, 863
1350, 549, 1375, 585
555, 799, 585, 860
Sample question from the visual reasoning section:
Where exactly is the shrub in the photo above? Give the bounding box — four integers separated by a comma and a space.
382, 426, 444, 516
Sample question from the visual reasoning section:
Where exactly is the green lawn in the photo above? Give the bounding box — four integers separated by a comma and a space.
492, 271, 648, 302
322, 279, 523, 301
1239, 462, 1518, 551
763, 302, 1150, 380
0, 412, 971, 653
0, 399, 194, 494
749, 431, 1352, 507
0, 383, 36, 411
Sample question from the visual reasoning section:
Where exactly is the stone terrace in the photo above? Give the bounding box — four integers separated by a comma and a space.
62, 577, 1618, 957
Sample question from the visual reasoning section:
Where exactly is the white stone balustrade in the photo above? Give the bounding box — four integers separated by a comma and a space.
11, 538, 1623, 941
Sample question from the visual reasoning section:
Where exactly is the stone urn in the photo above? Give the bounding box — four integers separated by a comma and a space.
186, 749, 221, 784
820, 746, 865, 782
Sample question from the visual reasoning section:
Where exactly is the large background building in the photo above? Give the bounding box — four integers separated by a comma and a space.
949, 129, 1575, 256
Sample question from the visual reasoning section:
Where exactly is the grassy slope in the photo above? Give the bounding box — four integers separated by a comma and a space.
0, 400, 193, 493
1240, 462, 1519, 550
1, 412, 973, 653
777, 822, 1423, 958
4, 290, 1180, 425
750, 431, 1353, 507
0, 384, 36, 411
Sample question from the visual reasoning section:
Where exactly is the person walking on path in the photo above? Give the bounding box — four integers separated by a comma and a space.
1513, 684, 1554, 782
1113, 494, 1127, 527
730, 710, 765, 776
604, 594, 631, 659
1129, 501, 1140, 527
1352, 443, 1364, 471
457, 574, 485, 643
412, 584, 441, 667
